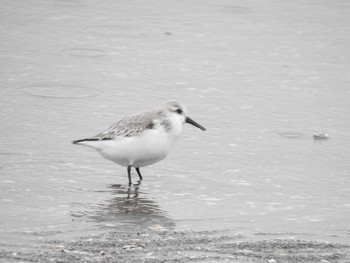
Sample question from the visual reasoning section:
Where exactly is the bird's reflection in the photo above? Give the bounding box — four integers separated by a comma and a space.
72, 184, 175, 230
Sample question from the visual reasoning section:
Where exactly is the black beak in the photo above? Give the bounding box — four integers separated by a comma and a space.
185, 117, 206, 131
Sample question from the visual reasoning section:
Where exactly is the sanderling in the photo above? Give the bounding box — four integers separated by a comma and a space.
72, 101, 206, 185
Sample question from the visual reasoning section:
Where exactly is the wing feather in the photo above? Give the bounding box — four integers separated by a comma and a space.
93, 110, 161, 140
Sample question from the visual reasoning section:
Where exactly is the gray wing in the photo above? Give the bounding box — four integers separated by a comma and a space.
93, 110, 160, 140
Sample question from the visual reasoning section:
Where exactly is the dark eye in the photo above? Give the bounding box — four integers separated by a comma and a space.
176, 109, 183, 114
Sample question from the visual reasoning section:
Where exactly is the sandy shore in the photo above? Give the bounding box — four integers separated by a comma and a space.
2, 228, 349, 263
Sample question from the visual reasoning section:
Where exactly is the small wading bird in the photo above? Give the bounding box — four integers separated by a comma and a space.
72, 101, 206, 185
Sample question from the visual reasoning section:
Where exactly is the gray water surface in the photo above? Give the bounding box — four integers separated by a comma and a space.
1, 0, 350, 251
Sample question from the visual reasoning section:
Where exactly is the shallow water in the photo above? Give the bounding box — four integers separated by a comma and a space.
1, 0, 350, 251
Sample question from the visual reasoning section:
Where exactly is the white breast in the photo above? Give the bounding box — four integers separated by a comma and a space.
98, 123, 179, 167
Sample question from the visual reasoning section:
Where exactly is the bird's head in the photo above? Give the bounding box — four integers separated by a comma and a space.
164, 101, 206, 131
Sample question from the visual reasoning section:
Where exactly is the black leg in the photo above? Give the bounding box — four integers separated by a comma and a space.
127, 165, 132, 186
135, 167, 143, 181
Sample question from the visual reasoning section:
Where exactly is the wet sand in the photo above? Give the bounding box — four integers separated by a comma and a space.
2, 228, 349, 262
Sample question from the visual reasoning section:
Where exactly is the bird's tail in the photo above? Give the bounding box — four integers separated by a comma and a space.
72, 138, 99, 144
72, 138, 113, 151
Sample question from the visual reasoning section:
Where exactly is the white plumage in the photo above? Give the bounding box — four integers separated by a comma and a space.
72, 101, 206, 185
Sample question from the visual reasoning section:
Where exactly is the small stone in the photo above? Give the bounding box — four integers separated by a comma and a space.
148, 224, 166, 232
122, 245, 135, 251
267, 259, 276, 263
122, 243, 146, 251
56, 246, 66, 253
313, 132, 329, 140
138, 243, 146, 249
99, 250, 107, 256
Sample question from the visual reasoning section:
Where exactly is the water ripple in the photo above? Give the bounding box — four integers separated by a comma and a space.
59, 48, 109, 58
18, 84, 101, 99
84, 25, 155, 39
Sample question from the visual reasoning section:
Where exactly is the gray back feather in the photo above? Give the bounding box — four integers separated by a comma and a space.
93, 110, 167, 140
